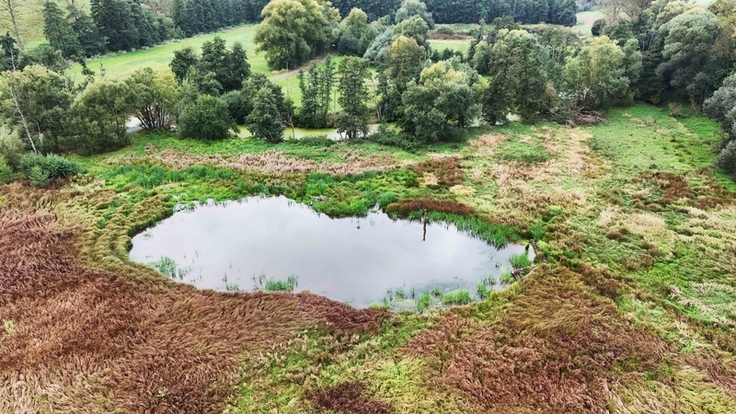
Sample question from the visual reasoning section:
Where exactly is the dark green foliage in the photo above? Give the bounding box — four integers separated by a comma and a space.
656, 8, 724, 106
0, 33, 20, 71
591, 18, 606, 36
297, 58, 334, 128
291, 136, 335, 147
179, 95, 235, 141
400, 64, 478, 142
17, 45, 69, 73
329, 0, 577, 26
170, 38, 251, 93
18, 153, 83, 187
43, 0, 83, 59
0, 155, 12, 184
222, 90, 248, 124
200, 38, 251, 92
67, 78, 133, 155
66, 4, 107, 57
336, 57, 370, 139
718, 140, 736, 177
483, 29, 549, 125
0, 65, 73, 153
363, 124, 422, 151
170, 47, 200, 83
246, 87, 285, 143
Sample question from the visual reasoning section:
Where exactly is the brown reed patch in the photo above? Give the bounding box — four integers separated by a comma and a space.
386, 198, 475, 216
410, 156, 464, 188
404, 266, 670, 413
112, 148, 398, 176
305, 381, 391, 414
0, 199, 385, 412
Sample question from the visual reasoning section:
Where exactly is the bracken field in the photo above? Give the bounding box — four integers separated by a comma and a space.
2, 102, 736, 413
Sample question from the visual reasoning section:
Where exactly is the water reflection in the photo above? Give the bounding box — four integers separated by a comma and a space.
130, 196, 529, 308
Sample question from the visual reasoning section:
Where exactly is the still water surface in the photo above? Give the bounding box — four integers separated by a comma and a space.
130, 196, 528, 307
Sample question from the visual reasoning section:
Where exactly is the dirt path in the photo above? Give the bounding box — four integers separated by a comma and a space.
269, 55, 332, 81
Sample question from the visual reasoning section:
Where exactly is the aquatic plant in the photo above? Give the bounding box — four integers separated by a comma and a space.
416, 292, 431, 313
481, 275, 495, 286
151, 256, 189, 279
264, 275, 299, 292
510, 252, 532, 268
395, 287, 406, 300
500, 270, 515, 284
442, 290, 471, 305
477, 283, 489, 300
431, 287, 441, 297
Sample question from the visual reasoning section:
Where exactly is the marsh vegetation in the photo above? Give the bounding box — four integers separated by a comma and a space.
1, 0, 736, 412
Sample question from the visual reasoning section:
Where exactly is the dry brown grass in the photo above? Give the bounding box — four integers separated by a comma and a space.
0, 188, 386, 413
410, 156, 465, 188
305, 381, 391, 414
112, 148, 398, 176
404, 266, 670, 413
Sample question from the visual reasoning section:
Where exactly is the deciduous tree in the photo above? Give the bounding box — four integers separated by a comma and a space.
336, 57, 370, 139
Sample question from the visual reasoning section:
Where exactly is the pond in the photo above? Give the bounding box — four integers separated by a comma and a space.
129, 196, 531, 308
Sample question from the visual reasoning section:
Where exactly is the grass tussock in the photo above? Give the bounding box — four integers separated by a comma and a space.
305, 381, 391, 414
410, 157, 465, 188
387, 198, 475, 216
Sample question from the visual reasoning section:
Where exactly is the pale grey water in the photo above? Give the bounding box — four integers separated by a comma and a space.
130, 196, 529, 307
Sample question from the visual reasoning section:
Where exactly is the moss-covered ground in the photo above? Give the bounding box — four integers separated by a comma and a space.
2, 103, 736, 412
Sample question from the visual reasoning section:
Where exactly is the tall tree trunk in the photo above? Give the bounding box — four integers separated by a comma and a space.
7, 84, 37, 153
2, 0, 23, 50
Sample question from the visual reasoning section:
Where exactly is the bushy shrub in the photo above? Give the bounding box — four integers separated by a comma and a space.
0, 126, 26, 169
591, 19, 606, 36
717, 140, 736, 177
178, 95, 235, 141
291, 135, 335, 147
221, 90, 248, 124
362, 125, 422, 151
436, 26, 455, 35
0, 155, 12, 184
18, 153, 83, 187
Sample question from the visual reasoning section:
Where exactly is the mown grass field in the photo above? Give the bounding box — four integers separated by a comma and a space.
3, 101, 736, 412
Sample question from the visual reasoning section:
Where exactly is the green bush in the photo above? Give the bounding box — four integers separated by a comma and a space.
363, 125, 422, 151
0, 155, 12, 184
0, 127, 26, 169
18, 153, 83, 187
221, 90, 248, 124
717, 140, 736, 177
291, 135, 336, 147
436, 25, 455, 35
179, 95, 236, 141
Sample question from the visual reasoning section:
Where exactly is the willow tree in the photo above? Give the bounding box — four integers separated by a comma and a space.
254, 0, 339, 70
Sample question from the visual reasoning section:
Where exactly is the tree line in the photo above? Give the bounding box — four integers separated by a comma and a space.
2, 0, 578, 63
1, 0, 735, 186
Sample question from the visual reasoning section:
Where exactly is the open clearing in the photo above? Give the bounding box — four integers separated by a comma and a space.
3, 102, 736, 412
